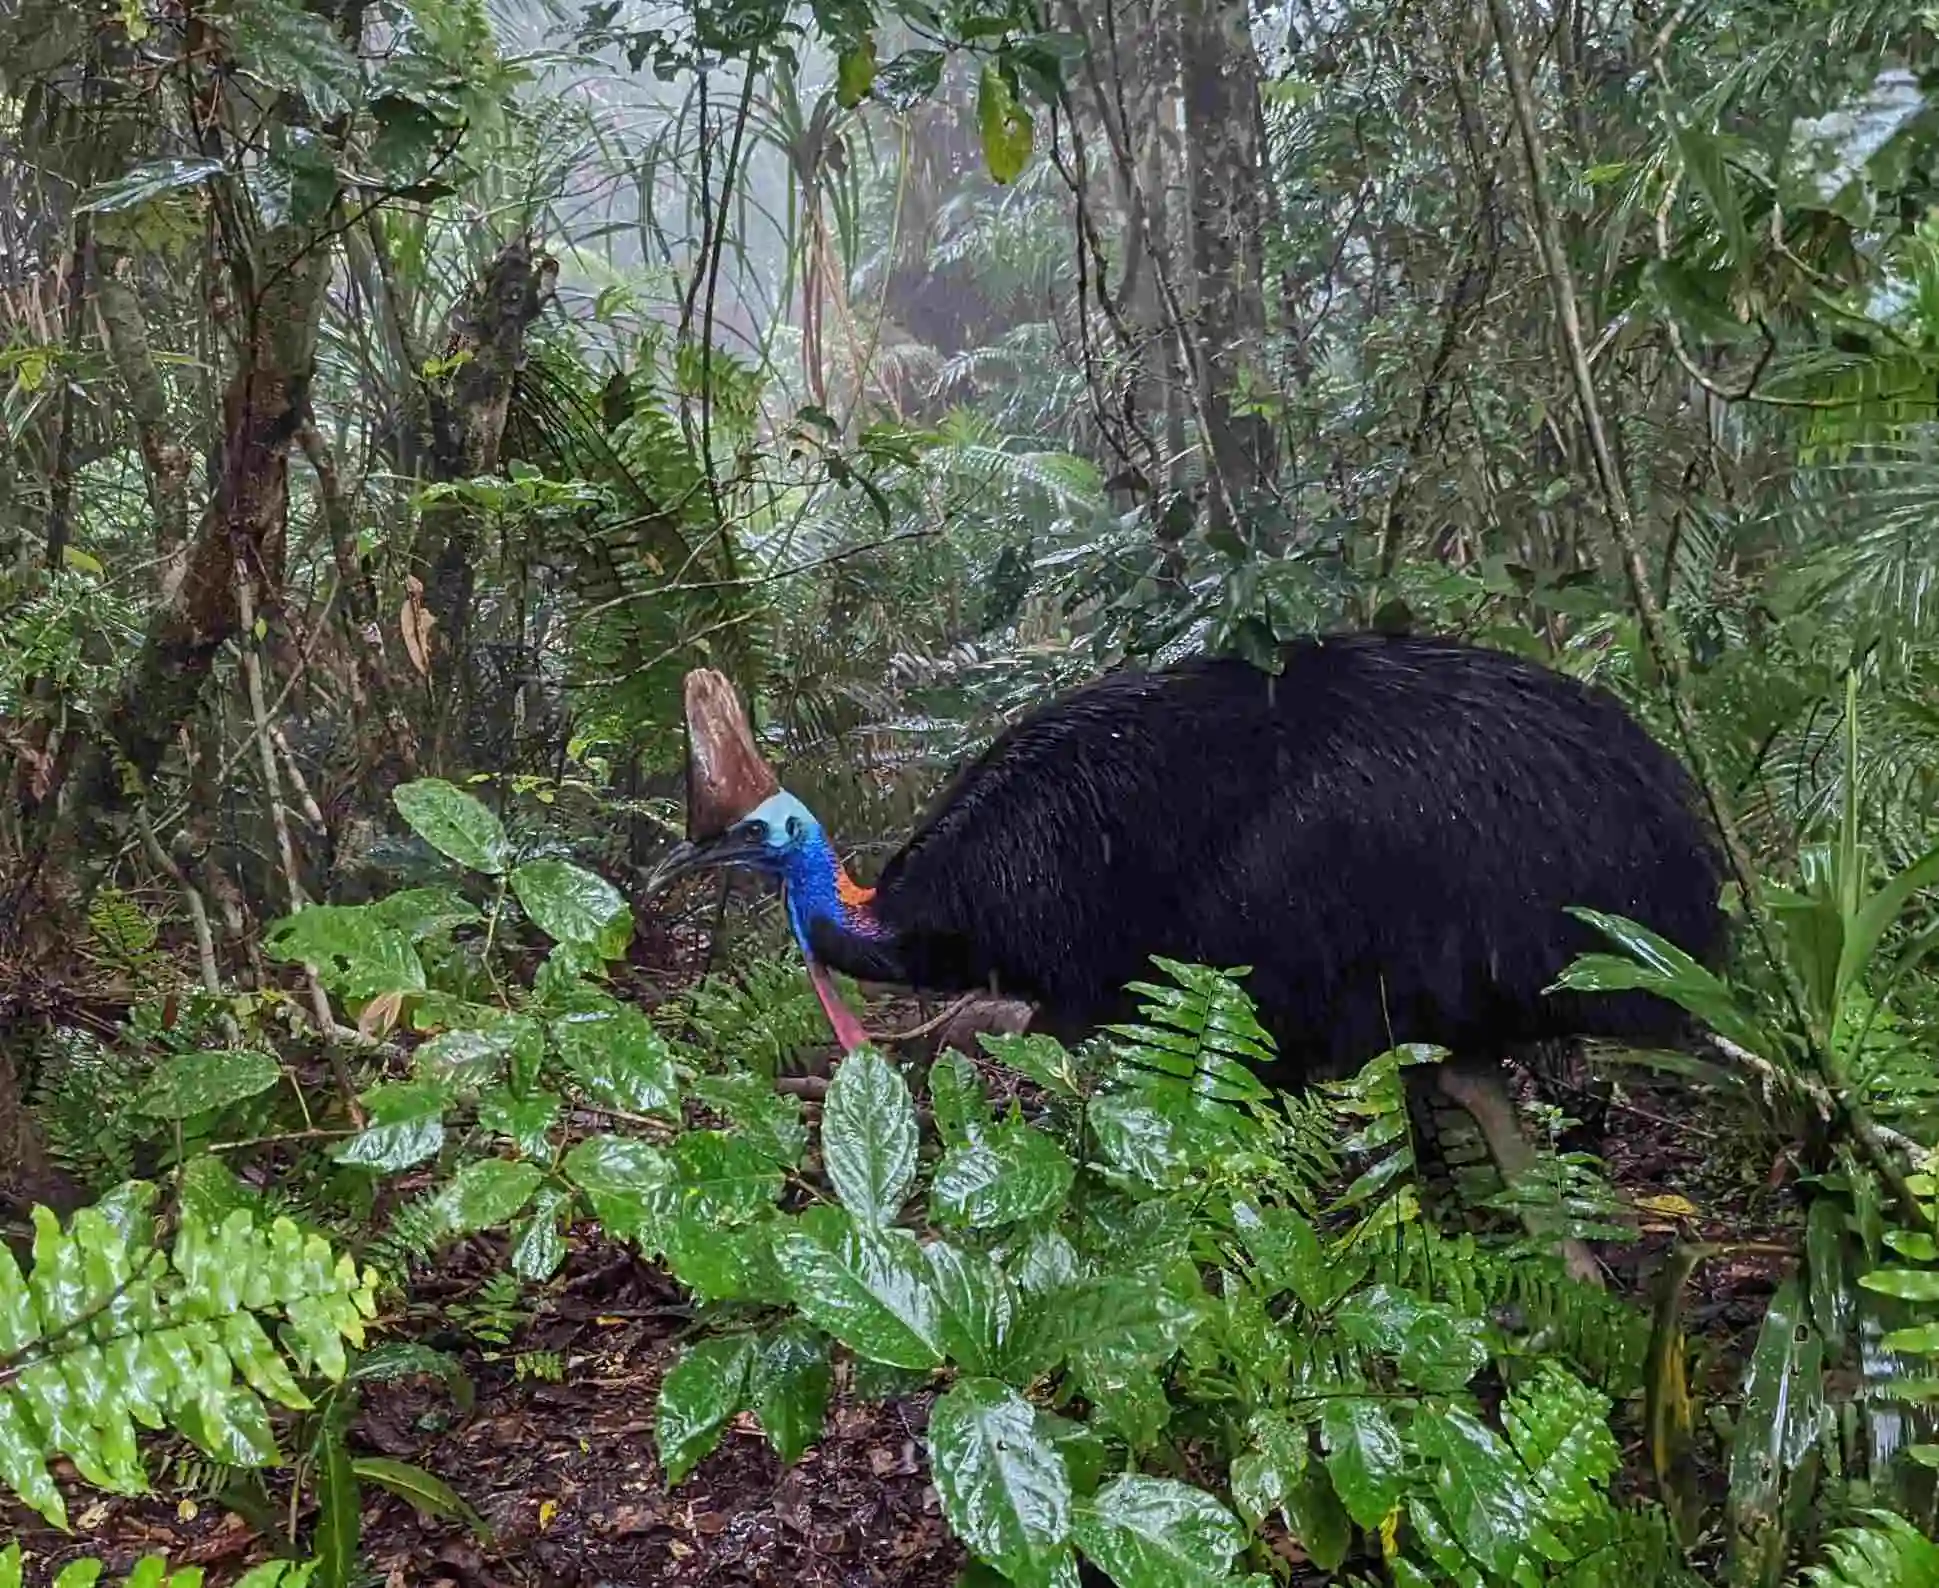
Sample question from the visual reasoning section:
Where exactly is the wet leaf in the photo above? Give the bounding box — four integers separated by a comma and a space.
137, 1050, 281, 1119
823, 1047, 918, 1226
932, 1123, 1075, 1228
393, 779, 511, 874
1320, 1398, 1406, 1530
657, 1334, 752, 1485
977, 64, 1034, 184
431, 1159, 542, 1236
512, 858, 632, 955
553, 1006, 679, 1114
751, 1321, 831, 1465
1070, 1475, 1244, 1588
1414, 1409, 1539, 1579
928, 1378, 1071, 1581
773, 1207, 945, 1369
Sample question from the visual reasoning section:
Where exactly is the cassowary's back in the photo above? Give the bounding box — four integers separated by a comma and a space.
873, 633, 1724, 1079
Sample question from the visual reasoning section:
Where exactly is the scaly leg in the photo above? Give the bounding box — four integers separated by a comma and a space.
1433, 1055, 1603, 1287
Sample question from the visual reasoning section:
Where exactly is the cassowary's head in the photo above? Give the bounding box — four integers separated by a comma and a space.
644, 790, 833, 894
645, 669, 877, 1052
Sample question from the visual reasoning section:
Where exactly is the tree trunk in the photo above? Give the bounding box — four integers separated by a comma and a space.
410, 237, 558, 769
1178, 0, 1278, 538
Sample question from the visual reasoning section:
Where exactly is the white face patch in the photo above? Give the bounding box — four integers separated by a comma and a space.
742, 789, 819, 851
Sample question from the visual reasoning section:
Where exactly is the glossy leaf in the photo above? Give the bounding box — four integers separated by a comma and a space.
431, 1159, 542, 1236
510, 1188, 571, 1282
552, 1005, 679, 1115
932, 1123, 1075, 1228
977, 64, 1034, 184
1414, 1409, 1539, 1579
657, 1334, 752, 1485
136, 1050, 282, 1119
330, 1082, 448, 1172
822, 1046, 919, 1226
668, 1130, 785, 1224
77, 157, 227, 213
1070, 1475, 1245, 1588
773, 1207, 945, 1369
928, 1378, 1071, 1581
751, 1321, 831, 1465
393, 779, 511, 875
511, 858, 632, 955
925, 1240, 1019, 1375
1320, 1398, 1406, 1530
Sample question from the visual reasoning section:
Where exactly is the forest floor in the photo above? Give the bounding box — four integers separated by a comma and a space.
2, 980, 1797, 1588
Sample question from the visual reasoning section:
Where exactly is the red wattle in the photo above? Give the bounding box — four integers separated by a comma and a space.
806, 958, 873, 1052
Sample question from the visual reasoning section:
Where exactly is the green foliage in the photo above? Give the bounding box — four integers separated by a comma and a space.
0, 1187, 378, 1527
0, 1544, 317, 1587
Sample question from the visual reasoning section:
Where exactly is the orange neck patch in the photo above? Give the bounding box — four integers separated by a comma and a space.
835, 868, 876, 910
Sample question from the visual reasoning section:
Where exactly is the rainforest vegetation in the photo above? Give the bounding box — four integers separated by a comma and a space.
4, 0, 1939, 1584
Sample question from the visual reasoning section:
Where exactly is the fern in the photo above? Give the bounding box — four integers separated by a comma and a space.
0, 1185, 378, 1527
0, 1545, 315, 1587
26, 1026, 148, 1191
1802, 1510, 1939, 1588
661, 956, 833, 1078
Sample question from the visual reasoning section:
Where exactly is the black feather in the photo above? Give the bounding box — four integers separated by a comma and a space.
813, 632, 1725, 1085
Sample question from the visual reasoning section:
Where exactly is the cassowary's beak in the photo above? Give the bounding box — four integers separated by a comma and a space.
644, 827, 767, 896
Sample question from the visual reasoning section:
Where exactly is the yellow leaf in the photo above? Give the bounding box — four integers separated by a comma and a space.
537, 1499, 557, 1530
1636, 1194, 1699, 1219
61, 545, 103, 575
177, 1498, 199, 1522
1379, 1507, 1401, 1559
253, 616, 267, 641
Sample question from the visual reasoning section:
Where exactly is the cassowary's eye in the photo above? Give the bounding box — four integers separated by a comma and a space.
786, 816, 804, 841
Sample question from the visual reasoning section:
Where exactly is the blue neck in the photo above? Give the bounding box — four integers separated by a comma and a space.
781, 831, 886, 958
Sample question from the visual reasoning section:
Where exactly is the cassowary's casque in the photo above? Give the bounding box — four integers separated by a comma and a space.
649, 633, 1726, 1278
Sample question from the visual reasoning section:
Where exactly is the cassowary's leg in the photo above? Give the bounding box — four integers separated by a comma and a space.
1432, 1054, 1603, 1287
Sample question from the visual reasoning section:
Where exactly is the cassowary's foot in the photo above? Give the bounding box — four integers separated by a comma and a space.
1432, 1057, 1604, 1288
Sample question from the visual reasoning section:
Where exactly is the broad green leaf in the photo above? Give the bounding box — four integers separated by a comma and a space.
1019, 1273, 1201, 1379
1320, 1398, 1406, 1529
315, 1410, 359, 1588
478, 1088, 560, 1158
1279, 1457, 1350, 1573
1397, 1307, 1489, 1394
511, 858, 632, 955
0, 1393, 62, 1525
925, 1240, 1019, 1375
1559, 910, 1778, 1058
977, 64, 1034, 184
137, 1049, 282, 1119
668, 1130, 785, 1224
928, 1048, 994, 1145
553, 1006, 679, 1114
415, 1021, 539, 1092
511, 1187, 571, 1282
928, 1378, 1071, 1581
393, 779, 510, 874
77, 157, 227, 213
432, 1159, 542, 1236
664, 1215, 786, 1304
52, 1563, 102, 1588
823, 1047, 919, 1226
751, 1321, 831, 1465
1231, 1200, 1336, 1309
1859, 1268, 1939, 1301
981, 1031, 1084, 1101
1838, 839, 1939, 1012
773, 1206, 945, 1369
1230, 1412, 1307, 1527
229, 0, 363, 118
690, 1073, 807, 1167
932, 1123, 1075, 1228
1414, 1409, 1540, 1579
330, 1082, 448, 1172
1071, 1475, 1244, 1588
265, 905, 425, 998
562, 1134, 672, 1241
352, 1457, 485, 1533
657, 1334, 752, 1485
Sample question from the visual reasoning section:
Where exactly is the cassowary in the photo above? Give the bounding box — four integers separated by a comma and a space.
648, 633, 1726, 1280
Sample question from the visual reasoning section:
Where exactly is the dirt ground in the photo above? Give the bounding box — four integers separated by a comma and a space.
0, 1037, 1793, 1587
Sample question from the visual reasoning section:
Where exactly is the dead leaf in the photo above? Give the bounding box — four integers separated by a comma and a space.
359, 988, 405, 1040
1634, 1193, 1700, 1219
401, 575, 436, 678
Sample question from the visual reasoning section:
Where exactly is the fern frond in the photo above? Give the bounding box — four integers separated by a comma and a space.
1803, 1510, 1939, 1588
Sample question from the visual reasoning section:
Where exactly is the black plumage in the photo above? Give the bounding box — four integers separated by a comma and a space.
808, 631, 1725, 1088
